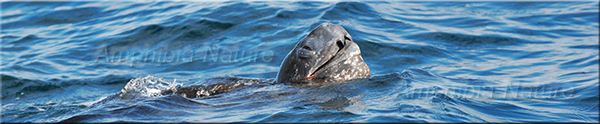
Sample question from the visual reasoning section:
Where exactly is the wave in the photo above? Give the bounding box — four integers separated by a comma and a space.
1, 1, 598, 123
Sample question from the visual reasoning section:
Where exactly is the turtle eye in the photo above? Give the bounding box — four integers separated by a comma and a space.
301, 45, 313, 51
297, 45, 314, 59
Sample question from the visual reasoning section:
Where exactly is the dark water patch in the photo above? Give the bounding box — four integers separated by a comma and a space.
18, 84, 64, 94
43, 7, 104, 24
1, 2, 26, 10
92, 3, 155, 26
343, 26, 393, 43
446, 78, 499, 86
0, 74, 23, 89
402, 68, 440, 80
488, 2, 562, 10
203, 2, 280, 24
58, 96, 126, 123
371, 17, 415, 31
108, 6, 163, 21
9, 65, 49, 74
512, 72, 545, 79
2, 2, 90, 11
96, 19, 235, 55
365, 116, 424, 123
115, 99, 194, 117
495, 61, 556, 73
70, 29, 104, 40
506, 14, 557, 27
556, 70, 597, 80
22, 61, 60, 74
123, 24, 172, 42
575, 96, 599, 109
2, 6, 104, 29
398, 15, 504, 29
553, 11, 599, 27
516, 50, 552, 59
396, 45, 449, 57
2, 103, 87, 123
46, 54, 85, 67
448, 18, 505, 28
275, 8, 325, 20
405, 32, 542, 48
505, 7, 599, 28
559, 54, 598, 69
63, 93, 212, 122
321, 2, 376, 20
365, 72, 409, 89
311, 96, 353, 110
1, 74, 30, 93
159, 15, 188, 27
358, 41, 449, 58
1, 46, 29, 52
151, 2, 187, 14
1, 35, 20, 44
562, 77, 599, 88
1, 74, 132, 101
568, 45, 599, 50
292, 1, 330, 7
225, 21, 279, 36
174, 19, 236, 42
75, 8, 119, 26
399, 86, 445, 100
358, 41, 453, 74
59, 114, 105, 123
488, 28, 559, 38
346, 15, 421, 36
86, 75, 134, 86
6, 35, 42, 44
259, 110, 360, 122
548, 29, 597, 37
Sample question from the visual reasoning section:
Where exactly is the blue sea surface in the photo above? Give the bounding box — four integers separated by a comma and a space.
1, 1, 599, 123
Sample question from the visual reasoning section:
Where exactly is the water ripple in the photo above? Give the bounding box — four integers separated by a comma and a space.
1, 1, 598, 123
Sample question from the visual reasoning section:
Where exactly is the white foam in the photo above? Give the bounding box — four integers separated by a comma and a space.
119, 75, 181, 99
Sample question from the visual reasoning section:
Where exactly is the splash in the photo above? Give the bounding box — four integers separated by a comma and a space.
119, 75, 181, 100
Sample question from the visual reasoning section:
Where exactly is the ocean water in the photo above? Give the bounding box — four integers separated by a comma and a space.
1, 1, 599, 123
